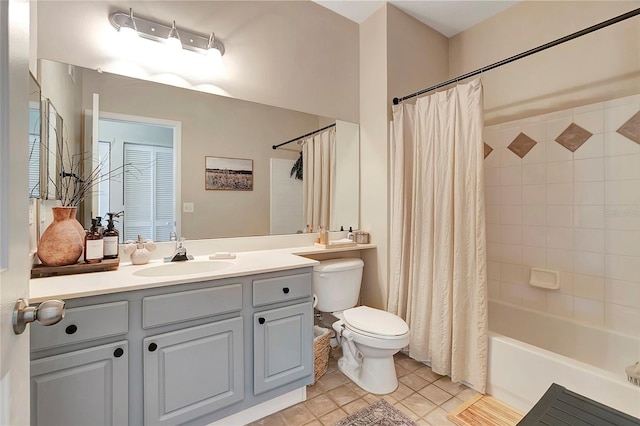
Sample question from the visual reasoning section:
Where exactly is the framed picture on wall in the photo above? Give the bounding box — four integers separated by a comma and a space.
205, 156, 253, 191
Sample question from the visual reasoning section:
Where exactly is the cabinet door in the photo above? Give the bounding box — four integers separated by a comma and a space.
143, 317, 243, 425
254, 302, 313, 395
31, 341, 129, 426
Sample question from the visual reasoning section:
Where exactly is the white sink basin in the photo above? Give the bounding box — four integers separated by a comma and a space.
132, 261, 233, 277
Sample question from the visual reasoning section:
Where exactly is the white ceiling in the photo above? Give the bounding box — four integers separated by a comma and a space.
313, 0, 519, 37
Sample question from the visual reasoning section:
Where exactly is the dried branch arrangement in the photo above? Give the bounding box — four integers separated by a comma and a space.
35, 101, 144, 207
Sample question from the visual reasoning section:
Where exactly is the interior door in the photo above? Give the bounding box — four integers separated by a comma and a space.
0, 0, 32, 424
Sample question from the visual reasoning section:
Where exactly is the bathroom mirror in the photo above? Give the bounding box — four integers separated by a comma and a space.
37, 59, 360, 241
28, 73, 42, 198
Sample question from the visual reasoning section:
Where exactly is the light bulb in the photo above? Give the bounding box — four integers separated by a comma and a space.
118, 8, 138, 40
166, 20, 182, 50
118, 26, 138, 39
207, 47, 222, 59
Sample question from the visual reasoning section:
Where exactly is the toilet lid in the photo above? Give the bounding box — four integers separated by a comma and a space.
342, 306, 409, 337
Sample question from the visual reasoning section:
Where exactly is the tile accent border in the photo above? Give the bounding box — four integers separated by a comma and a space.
507, 132, 537, 158
484, 143, 494, 159
555, 123, 593, 152
617, 111, 640, 145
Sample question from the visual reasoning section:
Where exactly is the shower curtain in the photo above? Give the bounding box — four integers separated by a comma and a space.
302, 126, 336, 230
388, 78, 488, 392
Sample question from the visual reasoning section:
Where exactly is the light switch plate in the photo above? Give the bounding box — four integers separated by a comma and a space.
183, 202, 194, 213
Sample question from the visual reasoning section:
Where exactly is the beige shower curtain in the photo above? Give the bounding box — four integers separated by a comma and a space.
388, 78, 488, 392
302, 127, 336, 230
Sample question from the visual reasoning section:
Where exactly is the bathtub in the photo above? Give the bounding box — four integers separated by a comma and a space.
487, 300, 640, 418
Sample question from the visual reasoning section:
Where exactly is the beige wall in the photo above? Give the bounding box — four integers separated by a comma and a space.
387, 5, 449, 111
360, 5, 389, 309
359, 5, 449, 309
36, 1, 359, 123
38, 60, 84, 198
449, 1, 640, 125
80, 69, 323, 239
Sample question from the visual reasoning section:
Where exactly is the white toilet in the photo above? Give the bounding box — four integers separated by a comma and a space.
313, 258, 410, 395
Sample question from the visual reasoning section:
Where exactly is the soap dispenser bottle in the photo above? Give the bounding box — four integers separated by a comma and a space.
347, 226, 354, 241
84, 219, 103, 264
103, 212, 119, 259
123, 235, 156, 265
95, 216, 104, 237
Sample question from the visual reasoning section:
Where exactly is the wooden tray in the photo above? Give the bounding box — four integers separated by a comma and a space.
31, 257, 120, 279
313, 241, 357, 249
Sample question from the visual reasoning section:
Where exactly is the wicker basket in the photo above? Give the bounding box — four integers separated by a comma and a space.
313, 326, 331, 384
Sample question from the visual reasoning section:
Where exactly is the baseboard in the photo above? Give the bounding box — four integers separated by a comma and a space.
208, 387, 307, 426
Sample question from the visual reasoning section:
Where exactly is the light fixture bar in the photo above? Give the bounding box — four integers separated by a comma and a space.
108, 9, 225, 56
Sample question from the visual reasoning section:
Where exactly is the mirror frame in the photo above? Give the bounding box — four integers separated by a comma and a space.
28, 72, 43, 199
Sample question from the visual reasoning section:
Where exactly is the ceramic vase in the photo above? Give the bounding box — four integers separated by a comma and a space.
37, 206, 84, 266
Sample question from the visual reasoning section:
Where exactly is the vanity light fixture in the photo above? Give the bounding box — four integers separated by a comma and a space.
108, 9, 225, 57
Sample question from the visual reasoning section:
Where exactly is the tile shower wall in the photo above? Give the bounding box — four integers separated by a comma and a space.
484, 94, 640, 337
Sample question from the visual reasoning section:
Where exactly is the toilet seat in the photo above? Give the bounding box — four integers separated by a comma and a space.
342, 306, 409, 339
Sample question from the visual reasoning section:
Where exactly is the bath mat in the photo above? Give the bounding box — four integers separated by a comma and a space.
334, 399, 417, 426
517, 383, 640, 425
447, 394, 524, 426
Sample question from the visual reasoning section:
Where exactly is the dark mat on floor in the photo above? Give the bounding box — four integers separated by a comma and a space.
517, 383, 640, 426
334, 399, 417, 426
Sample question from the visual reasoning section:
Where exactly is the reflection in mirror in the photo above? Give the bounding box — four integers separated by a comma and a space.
28, 73, 42, 198
97, 115, 177, 243
37, 59, 359, 242
44, 100, 63, 200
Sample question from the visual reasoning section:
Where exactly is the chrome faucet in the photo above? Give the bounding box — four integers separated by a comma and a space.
168, 237, 192, 262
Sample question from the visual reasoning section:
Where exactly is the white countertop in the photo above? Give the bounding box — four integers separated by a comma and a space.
30, 244, 376, 303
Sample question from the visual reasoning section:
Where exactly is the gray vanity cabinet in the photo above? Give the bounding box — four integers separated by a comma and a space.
30, 267, 314, 426
143, 317, 244, 425
253, 302, 313, 395
30, 340, 129, 426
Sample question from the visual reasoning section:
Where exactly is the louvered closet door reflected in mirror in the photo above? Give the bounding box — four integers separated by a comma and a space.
123, 143, 174, 242
97, 116, 178, 243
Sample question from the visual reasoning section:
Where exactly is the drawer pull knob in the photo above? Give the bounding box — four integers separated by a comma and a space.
258, 317, 265, 325
283, 287, 290, 294
113, 348, 124, 358
65, 324, 78, 335
148, 343, 158, 352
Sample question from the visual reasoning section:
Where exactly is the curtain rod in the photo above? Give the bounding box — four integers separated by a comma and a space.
272, 123, 336, 150
392, 7, 640, 105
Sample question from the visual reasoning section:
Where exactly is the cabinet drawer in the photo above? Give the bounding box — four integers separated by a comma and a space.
143, 283, 242, 329
252, 273, 311, 307
31, 301, 129, 351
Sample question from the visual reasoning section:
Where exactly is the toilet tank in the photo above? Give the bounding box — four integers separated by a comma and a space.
313, 258, 364, 313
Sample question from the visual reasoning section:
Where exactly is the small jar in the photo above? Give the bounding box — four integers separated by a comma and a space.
355, 231, 369, 244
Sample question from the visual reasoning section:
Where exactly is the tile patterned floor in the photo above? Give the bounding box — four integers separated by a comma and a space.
248, 348, 480, 426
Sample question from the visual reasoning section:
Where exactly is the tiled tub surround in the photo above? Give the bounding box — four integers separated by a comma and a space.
484, 94, 640, 337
